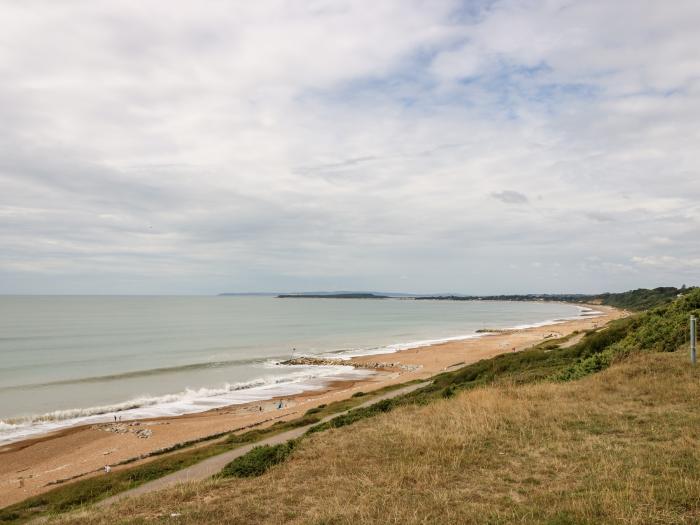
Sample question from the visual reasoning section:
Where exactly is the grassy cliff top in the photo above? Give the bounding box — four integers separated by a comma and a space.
56, 350, 700, 525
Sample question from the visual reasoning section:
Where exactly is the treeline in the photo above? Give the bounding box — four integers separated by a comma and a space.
416, 286, 696, 311
415, 294, 589, 303
595, 286, 694, 310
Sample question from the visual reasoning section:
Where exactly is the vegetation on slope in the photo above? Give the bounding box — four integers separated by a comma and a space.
415, 285, 697, 311
0, 386, 406, 524
596, 286, 694, 311
560, 288, 700, 381
56, 351, 700, 525
220, 441, 298, 478
301, 293, 658, 437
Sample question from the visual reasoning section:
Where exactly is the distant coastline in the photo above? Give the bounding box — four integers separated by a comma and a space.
277, 293, 389, 299
218, 287, 692, 311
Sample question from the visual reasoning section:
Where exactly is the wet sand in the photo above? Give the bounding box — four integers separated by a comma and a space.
0, 304, 623, 508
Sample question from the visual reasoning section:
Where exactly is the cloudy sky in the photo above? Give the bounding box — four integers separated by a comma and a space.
1, 0, 699, 295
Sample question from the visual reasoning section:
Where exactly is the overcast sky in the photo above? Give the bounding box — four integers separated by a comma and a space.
1, 0, 699, 295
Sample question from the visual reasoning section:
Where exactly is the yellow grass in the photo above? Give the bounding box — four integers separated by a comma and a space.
56, 351, 700, 524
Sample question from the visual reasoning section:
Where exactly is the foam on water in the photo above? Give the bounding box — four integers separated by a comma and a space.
0, 364, 371, 445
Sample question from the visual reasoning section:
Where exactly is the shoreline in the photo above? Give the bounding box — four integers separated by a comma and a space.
0, 301, 592, 444
0, 304, 624, 508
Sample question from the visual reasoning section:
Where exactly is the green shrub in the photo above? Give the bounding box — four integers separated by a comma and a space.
441, 385, 456, 398
226, 429, 266, 445
221, 440, 298, 478
307, 399, 394, 434
558, 349, 615, 381
289, 416, 321, 427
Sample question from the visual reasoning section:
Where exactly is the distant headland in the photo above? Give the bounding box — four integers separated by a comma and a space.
277, 293, 389, 299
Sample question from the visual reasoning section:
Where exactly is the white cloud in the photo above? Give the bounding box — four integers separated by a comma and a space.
492, 190, 529, 204
0, 0, 699, 294
632, 256, 700, 272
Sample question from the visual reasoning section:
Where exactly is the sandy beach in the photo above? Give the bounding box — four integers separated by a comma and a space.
0, 304, 623, 508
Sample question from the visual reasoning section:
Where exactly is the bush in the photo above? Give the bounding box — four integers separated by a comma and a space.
221, 440, 298, 478
226, 429, 266, 445
270, 416, 320, 430
441, 385, 456, 398
558, 349, 615, 381
307, 399, 394, 434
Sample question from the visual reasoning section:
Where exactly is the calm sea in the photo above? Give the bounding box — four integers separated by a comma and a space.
0, 296, 585, 444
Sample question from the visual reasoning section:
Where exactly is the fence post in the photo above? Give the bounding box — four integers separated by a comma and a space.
691, 316, 697, 365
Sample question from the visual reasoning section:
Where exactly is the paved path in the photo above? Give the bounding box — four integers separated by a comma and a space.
98, 381, 430, 507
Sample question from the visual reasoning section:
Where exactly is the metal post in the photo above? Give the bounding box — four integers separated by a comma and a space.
691, 316, 697, 365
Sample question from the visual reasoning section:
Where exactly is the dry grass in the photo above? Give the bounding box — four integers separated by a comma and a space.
56, 351, 700, 524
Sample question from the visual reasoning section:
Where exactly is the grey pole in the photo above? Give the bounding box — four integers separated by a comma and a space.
691, 316, 697, 365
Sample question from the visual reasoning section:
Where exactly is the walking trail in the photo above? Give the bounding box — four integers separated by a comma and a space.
98, 381, 430, 508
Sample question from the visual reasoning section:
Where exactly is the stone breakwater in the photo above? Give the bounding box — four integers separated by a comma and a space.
281, 356, 421, 372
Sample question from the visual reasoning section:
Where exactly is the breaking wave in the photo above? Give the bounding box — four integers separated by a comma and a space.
0, 364, 372, 445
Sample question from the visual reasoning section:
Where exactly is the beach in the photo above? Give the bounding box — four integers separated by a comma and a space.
0, 304, 623, 508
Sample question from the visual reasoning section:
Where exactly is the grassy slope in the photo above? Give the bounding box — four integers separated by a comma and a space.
54, 289, 700, 524
0, 384, 411, 523
58, 351, 700, 525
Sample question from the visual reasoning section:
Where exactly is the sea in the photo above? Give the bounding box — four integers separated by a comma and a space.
0, 296, 590, 445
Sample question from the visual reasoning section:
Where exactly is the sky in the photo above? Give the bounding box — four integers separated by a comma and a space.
1, 0, 699, 295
